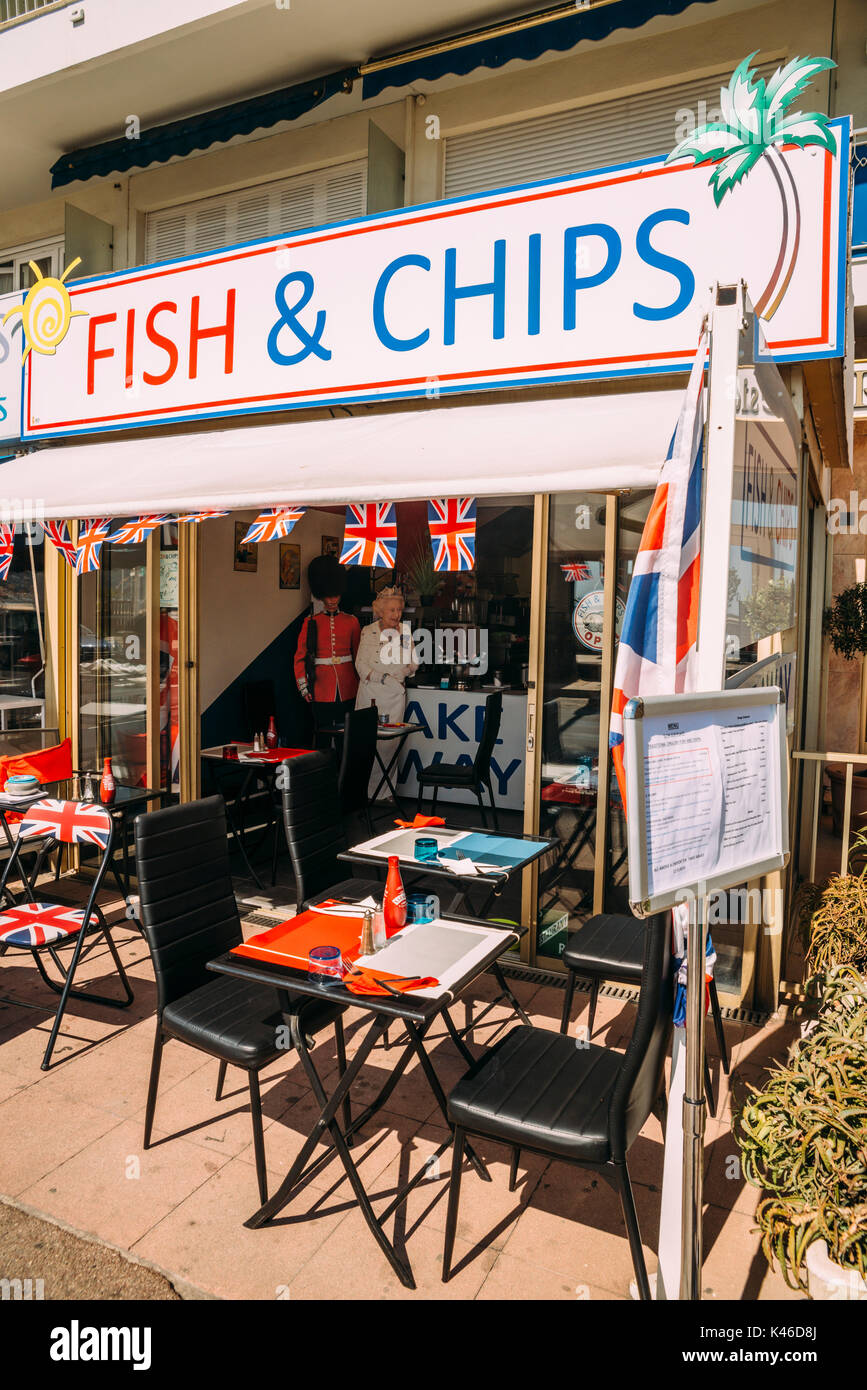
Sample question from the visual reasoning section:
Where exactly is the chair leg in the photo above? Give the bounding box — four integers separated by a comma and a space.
215, 1060, 228, 1101
431, 786, 439, 816
143, 1029, 164, 1149
616, 1159, 651, 1301
486, 777, 499, 833
586, 976, 601, 1038
508, 1147, 520, 1193
416, 780, 425, 817
442, 1127, 466, 1283
704, 1055, 716, 1116
475, 787, 488, 829
560, 970, 576, 1034
708, 977, 730, 1076
271, 816, 281, 887
248, 1070, 268, 1206
334, 1013, 353, 1143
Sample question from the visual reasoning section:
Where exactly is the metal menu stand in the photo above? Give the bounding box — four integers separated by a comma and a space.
622, 686, 788, 1300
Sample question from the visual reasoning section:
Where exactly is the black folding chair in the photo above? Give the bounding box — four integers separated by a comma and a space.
0, 797, 133, 1070
337, 706, 379, 836
442, 910, 672, 1298
416, 690, 502, 829
135, 795, 350, 1206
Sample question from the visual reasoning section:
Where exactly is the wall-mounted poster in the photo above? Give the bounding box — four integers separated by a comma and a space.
321, 535, 340, 557
233, 522, 257, 573
279, 542, 300, 590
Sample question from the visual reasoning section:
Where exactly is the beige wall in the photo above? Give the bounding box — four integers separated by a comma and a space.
0, 0, 845, 271
198, 506, 339, 711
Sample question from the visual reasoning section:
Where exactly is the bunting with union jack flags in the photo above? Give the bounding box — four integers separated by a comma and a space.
241, 507, 306, 544
75, 519, 111, 576
561, 561, 591, 582
18, 798, 112, 849
41, 520, 77, 569
176, 511, 229, 524
0, 523, 14, 582
108, 515, 171, 545
340, 503, 397, 569
427, 497, 476, 572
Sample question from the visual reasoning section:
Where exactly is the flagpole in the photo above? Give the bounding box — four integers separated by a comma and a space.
680, 890, 708, 1299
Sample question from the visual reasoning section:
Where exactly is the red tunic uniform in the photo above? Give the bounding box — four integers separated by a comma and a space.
294, 610, 361, 704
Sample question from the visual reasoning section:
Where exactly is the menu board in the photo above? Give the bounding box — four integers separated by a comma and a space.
623, 687, 788, 915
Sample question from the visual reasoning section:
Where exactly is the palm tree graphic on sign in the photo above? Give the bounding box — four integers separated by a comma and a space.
666, 53, 837, 320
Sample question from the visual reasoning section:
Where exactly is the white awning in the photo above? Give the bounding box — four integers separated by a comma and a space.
2, 389, 682, 519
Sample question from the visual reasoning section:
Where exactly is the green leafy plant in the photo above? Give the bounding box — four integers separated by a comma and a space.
824, 583, 867, 660
797, 871, 867, 979
736, 966, 867, 1292
406, 539, 440, 602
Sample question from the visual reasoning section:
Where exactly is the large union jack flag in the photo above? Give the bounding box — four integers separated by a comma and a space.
561, 561, 591, 582
340, 503, 397, 569
241, 507, 306, 544
18, 799, 112, 849
42, 520, 77, 569
427, 498, 476, 572
75, 519, 111, 576
609, 329, 707, 816
0, 901, 91, 948
0, 523, 14, 582
108, 515, 170, 545
176, 511, 229, 524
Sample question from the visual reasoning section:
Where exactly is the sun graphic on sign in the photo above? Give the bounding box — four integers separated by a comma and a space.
2, 257, 87, 363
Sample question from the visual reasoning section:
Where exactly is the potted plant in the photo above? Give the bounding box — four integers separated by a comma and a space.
735, 966, 867, 1298
797, 869, 867, 980
407, 540, 440, 607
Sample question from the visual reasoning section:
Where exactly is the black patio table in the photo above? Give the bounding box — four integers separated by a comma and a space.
0, 777, 169, 904
338, 824, 551, 1031
207, 914, 519, 1289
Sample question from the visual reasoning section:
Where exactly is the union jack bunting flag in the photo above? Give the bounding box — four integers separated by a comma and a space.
0, 523, 14, 582
241, 507, 306, 544
75, 519, 111, 576
561, 562, 591, 582
108, 515, 170, 545
42, 519, 77, 569
427, 498, 476, 572
18, 798, 112, 849
340, 503, 397, 569
176, 511, 229, 524
0, 901, 91, 948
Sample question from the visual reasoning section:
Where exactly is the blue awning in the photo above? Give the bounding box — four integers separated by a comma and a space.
361, 0, 723, 100
50, 67, 357, 188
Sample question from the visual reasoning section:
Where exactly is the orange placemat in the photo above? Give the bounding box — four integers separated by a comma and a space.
233, 905, 365, 970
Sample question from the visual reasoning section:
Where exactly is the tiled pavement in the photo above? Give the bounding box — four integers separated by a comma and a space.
0, 882, 804, 1302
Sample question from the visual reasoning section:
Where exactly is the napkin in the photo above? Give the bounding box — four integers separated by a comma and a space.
394, 814, 446, 829
344, 968, 439, 997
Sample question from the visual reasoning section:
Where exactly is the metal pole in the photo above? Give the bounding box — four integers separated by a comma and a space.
680, 890, 708, 1300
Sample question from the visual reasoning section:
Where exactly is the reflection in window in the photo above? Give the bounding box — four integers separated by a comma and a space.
0, 525, 45, 728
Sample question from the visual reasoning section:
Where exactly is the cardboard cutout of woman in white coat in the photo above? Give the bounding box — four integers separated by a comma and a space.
355, 589, 417, 724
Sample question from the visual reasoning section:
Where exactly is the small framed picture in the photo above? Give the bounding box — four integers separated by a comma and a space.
234, 522, 258, 573
321, 535, 340, 557
279, 542, 300, 590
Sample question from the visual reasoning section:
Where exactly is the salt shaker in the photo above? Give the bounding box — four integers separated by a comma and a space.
360, 909, 375, 958
372, 902, 386, 952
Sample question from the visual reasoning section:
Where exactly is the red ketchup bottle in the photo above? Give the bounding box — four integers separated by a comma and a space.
265, 716, 278, 750
383, 855, 407, 937
99, 756, 116, 806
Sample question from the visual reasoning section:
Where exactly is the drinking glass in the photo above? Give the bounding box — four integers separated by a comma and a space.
308, 945, 342, 984
414, 837, 438, 862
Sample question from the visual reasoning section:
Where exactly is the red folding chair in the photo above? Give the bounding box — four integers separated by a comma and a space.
0, 798, 134, 1069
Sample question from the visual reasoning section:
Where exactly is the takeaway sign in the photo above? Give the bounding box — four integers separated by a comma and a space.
19, 116, 849, 441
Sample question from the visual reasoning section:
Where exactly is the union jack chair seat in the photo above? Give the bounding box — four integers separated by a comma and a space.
0, 798, 134, 1070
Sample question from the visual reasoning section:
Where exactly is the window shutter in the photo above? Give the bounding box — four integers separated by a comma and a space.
145, 160, 367, 263
443, 64, 777, 198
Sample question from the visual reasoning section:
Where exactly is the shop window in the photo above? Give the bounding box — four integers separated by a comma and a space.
0, 240, 64, 296
78, 524, 148, 786
0, 524, 46, 733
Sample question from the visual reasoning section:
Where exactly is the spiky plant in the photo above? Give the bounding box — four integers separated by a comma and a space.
666, 53, 836, 319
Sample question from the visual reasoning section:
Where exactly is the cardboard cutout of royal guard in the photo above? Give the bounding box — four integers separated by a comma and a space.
293, 555, 360, 727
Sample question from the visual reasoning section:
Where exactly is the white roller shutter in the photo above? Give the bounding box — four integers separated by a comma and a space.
444, 64, 777, 198
145, 160, 367, 263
